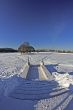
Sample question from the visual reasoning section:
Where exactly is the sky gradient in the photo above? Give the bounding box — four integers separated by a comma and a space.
0, 0, 73, 50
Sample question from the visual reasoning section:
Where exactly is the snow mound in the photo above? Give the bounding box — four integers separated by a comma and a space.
53, 72, 73, 89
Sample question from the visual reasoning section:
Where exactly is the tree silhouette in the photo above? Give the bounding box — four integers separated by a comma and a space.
18, 42, 35, 54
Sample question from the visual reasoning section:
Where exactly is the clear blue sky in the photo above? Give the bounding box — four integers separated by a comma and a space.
0, 0, 73, 50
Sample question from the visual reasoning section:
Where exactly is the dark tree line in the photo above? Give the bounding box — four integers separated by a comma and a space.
0, 42, 35, 53
0, 48, 18, 53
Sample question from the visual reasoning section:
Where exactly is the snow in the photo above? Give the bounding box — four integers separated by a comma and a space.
0, 52, 73, 110
53, 72, 73, 88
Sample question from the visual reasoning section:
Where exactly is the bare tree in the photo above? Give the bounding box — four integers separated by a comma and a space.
18, 42, 35, 54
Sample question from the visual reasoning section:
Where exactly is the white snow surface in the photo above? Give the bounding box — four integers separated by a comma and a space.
0, 52, 73, 110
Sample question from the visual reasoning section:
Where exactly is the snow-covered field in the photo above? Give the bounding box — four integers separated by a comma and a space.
0, 52, 73, 110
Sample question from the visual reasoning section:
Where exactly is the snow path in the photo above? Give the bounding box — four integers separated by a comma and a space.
26, 65, 49, 80
0, 53, 73, 109
26, 65, 39, 80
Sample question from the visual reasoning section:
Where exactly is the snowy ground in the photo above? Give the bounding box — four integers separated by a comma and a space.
0, 52, 73, 110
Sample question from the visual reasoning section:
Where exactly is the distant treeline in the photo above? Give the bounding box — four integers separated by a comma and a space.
35, 49, 73, 53
49, 49, 73, 53
0, 48, 18, 53
0, 47, 73, 53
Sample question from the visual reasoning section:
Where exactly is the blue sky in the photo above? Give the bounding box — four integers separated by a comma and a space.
0, 0, 73, 50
